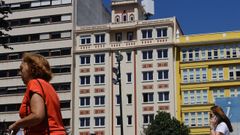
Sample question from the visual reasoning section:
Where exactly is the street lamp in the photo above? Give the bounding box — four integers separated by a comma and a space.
112, 51, 124, 135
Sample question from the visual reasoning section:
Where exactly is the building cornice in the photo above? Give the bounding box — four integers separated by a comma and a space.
76, 17, 176, 33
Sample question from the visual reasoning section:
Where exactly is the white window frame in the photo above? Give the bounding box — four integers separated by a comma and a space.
142, 71, 153, 81
80, 35, 91, 45
94, 117, 105, 127
79, 97, 90, 107
94, 96, 105, 106
95, 74, 105, 84
158, 91, 169, 102
158, 70, 169, 80
79, 117, 90, 128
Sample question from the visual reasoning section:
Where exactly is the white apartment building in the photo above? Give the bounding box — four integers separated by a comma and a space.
74, 0, 183, 135
0, 0, 109, 134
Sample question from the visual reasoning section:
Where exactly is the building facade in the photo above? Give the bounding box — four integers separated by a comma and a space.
176, 31, 240, 135
74, 0, 182, 135
0, 0, 109, 134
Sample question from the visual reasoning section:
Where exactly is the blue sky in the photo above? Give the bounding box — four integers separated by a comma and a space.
103, 0, 240, 35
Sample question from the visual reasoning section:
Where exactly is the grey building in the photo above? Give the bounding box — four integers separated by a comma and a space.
0, 0, 109, 134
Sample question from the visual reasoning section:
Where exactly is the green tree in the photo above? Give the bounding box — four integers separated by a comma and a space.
144, 111, 190, 135
0, 0, 13, 50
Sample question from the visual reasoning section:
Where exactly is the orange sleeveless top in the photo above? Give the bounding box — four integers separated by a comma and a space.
19, 79, 66, 135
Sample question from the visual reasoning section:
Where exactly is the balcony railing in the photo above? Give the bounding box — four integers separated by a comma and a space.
77, 37, 170, 51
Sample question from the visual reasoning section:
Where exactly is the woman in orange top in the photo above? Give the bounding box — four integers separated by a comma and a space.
9, 53, 66, 135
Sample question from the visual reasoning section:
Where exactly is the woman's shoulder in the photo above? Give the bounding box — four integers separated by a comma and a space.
216, 122, 229, 131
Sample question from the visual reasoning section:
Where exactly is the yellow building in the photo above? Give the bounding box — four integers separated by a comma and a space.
176, 31, 240, 134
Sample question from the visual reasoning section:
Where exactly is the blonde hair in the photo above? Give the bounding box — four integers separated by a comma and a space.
22, 53, 52, 82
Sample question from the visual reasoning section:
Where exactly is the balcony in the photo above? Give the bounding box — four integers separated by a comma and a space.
77, 37, 170, 52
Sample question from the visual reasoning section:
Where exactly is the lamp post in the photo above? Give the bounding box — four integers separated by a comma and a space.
112, 51, 124, 135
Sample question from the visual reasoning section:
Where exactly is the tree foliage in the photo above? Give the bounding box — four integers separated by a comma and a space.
144, 111, 190, 135
0, 0, 13, 50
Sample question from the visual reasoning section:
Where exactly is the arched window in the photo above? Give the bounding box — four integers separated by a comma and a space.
115, 15, 120, 23
122, 10, 127, 22
129, 14, 135, 21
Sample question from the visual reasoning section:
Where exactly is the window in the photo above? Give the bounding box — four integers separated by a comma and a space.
203, 112, 209, 126
218, 67, 224, 80
80, 76, 90, 85
212, 67, 217, 81
189, 69, 194, 82
212, 88, 225, 102
141, 29, 152, 39
191, 112, 196, 127
212, 67, 224, 81
220, 47, 225, 59
188, 50, 193, 61
184, 113, 189, 126
79, 117, 90, 128
196, 68, 200, 82
40, 34, 50, 40
158, 70, 168, 80
41, 0, 50, 6
183, 91, 188, 104
197, 112, 202, 127
51, 32, 61, 39
122, 13, 127, 22
116, 116, 121, 125
229, 66, 234, 80
61, 31, 71, 38
142, 71, 153, 81
80, 55, 90, 65
182, 69, 188, 83
95, 54, 105, 64
129, 14, 134, 21
142, 93, 154, 103
94, 117, 105, 127
79, 97, 90, 107
115, 33, 122, 42
226, 47, 231, 58
116, 95, 120, 105
213, 49, 218, 59
126, 52, 131, 62
95, 74, 105, 84
115, 15, 120, 23
190, 91, 195, 104
232, 48, 237, 58
80, 35, 91, 44
158, 92, 169, 102
182, 50, 187, 61
201, 49, 206, 60
95, 96, 105, 106
95, 34, 105, 43
157, 28, 167, 37
184, 112, 209, 127
127, 32, 133, 40
30, 18, 40, 24
202, 90, 208, 103
127, 94, 132, 104
208, 49, 212, 60
202, 68, 207, 82
126, 73, 132, 83
182, 90, 208, 105
230, 87, 240, 97
142, 50, 153, 60
157, 49, 168, 59
127, 115, 132, 125
61, 15, 71, 21
195, 49, 200, 61
143, 114, 154, 124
